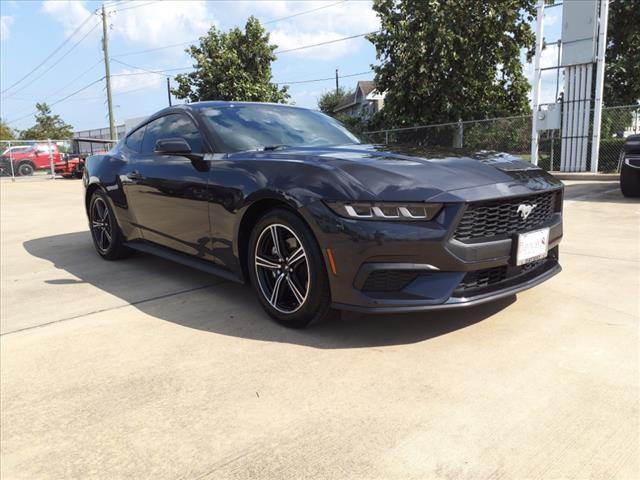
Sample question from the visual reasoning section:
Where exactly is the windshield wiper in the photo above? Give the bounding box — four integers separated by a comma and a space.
261, 144, 290, 151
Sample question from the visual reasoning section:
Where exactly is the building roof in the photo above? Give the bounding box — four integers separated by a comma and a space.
334, 80, 378, 113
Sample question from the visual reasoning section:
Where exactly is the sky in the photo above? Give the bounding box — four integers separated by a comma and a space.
0, 0, 563, 134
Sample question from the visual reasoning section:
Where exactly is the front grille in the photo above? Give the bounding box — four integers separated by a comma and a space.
362, 270, 418, 292
453, 191, 557, 242
454, 256, 552, 295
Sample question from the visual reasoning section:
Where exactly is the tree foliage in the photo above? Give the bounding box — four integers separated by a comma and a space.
368, 0, 536, 127
604, 1, 640, 106
173, 16, 289, 103
317, 87, 353, 116
20, 103, 73, 140
0, 118, 15, 140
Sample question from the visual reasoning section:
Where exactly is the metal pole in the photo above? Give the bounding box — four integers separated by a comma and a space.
335, 68, 339, 95
48, 139, 55, 179
8, 141, 15, 182
530, 1, 545, 166
590, 0, 609, 173
101, 4, 116, 141
167, 77, 172, 106
555, 40, 561, 100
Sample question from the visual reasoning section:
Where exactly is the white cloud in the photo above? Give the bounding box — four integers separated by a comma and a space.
111, 70, 163, 93
111, 1, 213, 47
1, 15, 15, 41
41, 1, 101, 40
245, 1, 379, 60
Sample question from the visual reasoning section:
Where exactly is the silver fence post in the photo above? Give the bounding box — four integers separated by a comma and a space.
48, 139, 55, 179
385, 130, 389, 145
8, 140, 16, 182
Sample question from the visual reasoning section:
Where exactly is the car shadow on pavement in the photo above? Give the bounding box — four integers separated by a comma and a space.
23, 231, 515, 349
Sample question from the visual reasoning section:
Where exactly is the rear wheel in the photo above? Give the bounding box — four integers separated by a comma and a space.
248, 209, 334, 328
18, 162, 34, 176
89, 190, 133, 260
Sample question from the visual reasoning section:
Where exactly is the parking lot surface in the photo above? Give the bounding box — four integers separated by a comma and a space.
1, 178, 638, 479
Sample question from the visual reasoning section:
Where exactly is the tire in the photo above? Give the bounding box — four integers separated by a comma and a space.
18, 162, 34, 176
89, 190, 134, 260
248, 208, 335, 328
620, 160, 640, 198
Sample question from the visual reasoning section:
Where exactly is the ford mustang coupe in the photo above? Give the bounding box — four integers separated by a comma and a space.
84, 102, 563, 327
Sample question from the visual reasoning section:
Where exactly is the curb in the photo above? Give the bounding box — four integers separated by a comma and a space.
549, 172, 620, 181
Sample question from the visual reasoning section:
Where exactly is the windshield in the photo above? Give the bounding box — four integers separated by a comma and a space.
196, 104, 360, 153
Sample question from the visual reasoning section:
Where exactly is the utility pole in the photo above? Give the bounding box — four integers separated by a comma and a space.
101, 4, 116, 140
167, 77, 172, 106
335, 68, 339, 95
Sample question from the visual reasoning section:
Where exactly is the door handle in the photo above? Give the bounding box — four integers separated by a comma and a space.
127, 171, 143, 181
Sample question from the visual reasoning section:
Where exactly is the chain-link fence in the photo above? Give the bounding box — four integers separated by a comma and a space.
364, 104, 639, 173
0, 138, 116, 181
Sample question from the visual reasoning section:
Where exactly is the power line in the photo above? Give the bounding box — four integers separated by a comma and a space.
112, 1, 160, 13
2, 59, 104, 102
42, 59, 104, 100
276, 70, 373, 85
275, 31, 376, 54
1, 10, 97, 95
111, 1, 353, 59
6, 77, 105, 125
4, 22, 101, 99
111, 41, 193, 58
111, 58, 192, 76
263, 0, 346, 24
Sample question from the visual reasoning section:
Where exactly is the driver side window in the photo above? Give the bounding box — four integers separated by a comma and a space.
140, 114, 203, 155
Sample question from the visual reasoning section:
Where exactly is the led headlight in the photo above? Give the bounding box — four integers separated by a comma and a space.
325, 202, 443, 221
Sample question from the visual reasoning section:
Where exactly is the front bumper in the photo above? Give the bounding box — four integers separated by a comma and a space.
302, 192, 563, 313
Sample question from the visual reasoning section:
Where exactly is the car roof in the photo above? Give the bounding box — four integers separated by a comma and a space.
154, 101, 310, 116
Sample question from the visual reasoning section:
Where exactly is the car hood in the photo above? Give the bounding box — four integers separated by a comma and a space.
228, 144, 563, 202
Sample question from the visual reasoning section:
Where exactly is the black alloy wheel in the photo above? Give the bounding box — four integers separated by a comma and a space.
249, 209, 334, 328
89, 191, 133, 260
91, 196, 113, 254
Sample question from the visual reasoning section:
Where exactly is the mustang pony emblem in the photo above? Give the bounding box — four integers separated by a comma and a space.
517, 203, 537, 220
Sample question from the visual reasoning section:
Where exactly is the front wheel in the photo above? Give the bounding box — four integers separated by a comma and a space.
248, 209, 335, 328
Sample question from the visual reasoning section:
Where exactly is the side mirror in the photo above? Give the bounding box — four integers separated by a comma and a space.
155, 137, 208, 171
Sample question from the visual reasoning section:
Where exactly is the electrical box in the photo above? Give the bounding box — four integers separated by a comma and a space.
536, 103, 562, 131
561, 0, 598, 66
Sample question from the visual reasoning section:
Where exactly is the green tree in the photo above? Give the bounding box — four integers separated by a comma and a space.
0, 118, 15, 140
604, 1, 640, 106
173, 16, 289, 103
317, 87, 353, 116
20, 103, 73, 140
368, 0, 536, 127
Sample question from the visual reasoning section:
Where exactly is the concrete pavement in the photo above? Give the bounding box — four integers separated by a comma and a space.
1, 179, 638, 479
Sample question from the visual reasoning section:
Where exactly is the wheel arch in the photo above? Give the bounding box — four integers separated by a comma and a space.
84, 182, 107, 216
236, 197, 317, 283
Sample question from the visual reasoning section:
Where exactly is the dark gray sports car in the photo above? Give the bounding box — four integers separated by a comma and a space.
84, 102, 563, 327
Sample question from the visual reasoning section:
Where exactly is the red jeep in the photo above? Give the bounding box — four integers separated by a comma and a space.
0, 143, 61, 176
